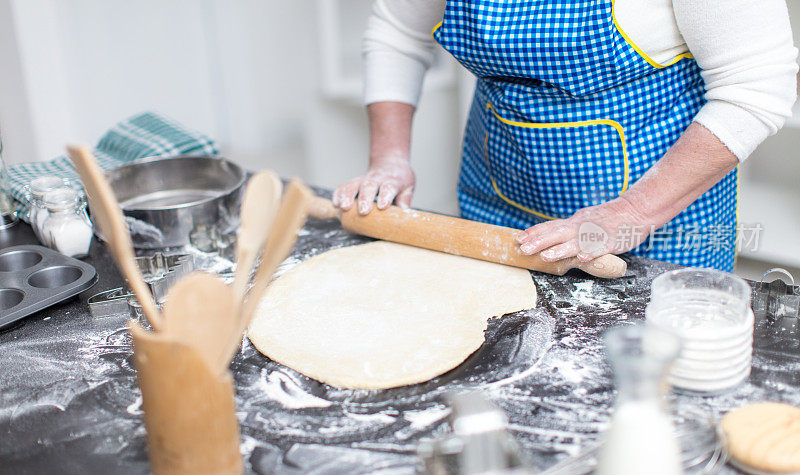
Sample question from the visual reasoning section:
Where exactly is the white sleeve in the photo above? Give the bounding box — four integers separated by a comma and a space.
362, 0, 446, 106
674, 0, 799, 161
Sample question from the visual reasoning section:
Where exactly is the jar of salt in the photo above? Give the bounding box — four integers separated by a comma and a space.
40, 188, 93, 258
26, 176, 68, 245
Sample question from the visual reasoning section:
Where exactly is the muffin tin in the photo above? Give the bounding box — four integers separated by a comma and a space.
0, 245, 97, 328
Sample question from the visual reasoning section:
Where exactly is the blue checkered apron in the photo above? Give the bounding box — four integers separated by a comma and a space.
433, 0, 738, 271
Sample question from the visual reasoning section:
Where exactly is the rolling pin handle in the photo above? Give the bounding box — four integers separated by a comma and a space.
308, 197, 342, 221
575, 254, 627, 279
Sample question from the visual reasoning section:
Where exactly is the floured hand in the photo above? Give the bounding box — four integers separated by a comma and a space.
516, 197, 654, 262
332, 156, 415, 215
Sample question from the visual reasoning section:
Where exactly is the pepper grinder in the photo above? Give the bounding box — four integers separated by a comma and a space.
0, 137, 19, 229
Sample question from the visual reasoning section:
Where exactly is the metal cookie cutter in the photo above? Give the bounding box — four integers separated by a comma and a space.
88, 252, 195, 318
419, 392, 531, 475
753, 268, 800, 335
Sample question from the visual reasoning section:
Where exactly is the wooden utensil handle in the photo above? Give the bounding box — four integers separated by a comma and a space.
309, 198, 626, 279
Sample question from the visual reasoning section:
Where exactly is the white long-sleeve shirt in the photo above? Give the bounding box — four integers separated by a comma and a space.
363, 0, 799, 161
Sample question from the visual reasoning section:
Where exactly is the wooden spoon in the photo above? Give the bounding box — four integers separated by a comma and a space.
161, 272, 236, 376
67, 145, 163, 331
231, 170, 282, 301
220, 179, 313, 365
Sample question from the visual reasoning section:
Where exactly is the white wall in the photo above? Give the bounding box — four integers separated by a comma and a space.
731, 1, 800, 276
0, 0, 38, 164
0, 0, 463, 213
0, 0, 219, 163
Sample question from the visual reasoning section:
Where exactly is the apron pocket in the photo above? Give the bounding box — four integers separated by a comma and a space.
484, 103, 630, 220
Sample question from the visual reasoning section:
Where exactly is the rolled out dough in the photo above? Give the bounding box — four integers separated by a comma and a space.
248, 241, 537, 389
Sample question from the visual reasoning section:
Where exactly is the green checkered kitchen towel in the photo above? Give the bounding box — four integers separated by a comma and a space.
6, 112, 217, 221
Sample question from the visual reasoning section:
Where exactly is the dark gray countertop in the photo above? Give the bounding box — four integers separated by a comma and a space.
1, 216, 798, 474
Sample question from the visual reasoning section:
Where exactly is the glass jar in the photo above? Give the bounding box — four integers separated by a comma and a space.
596, 324, 682, 475
646, 268, 752, 393
40, 188, 93, 258
647, 268, 751, 335
27, 176, 69, 244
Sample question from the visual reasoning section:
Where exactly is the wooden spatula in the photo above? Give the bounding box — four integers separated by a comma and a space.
308, 197, 627, 279
241, 180, 313, 321
67, 145, 163, 330
231, 170, 282, 301
220, 179, 313, 365
161, 272, 236, 376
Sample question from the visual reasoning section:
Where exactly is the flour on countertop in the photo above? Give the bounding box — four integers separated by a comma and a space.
3, 204, 799, 474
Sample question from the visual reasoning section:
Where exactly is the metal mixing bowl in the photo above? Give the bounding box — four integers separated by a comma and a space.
103, 155, 246, 249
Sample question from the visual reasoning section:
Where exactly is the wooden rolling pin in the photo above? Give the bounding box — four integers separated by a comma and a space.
309, 197, 627, 279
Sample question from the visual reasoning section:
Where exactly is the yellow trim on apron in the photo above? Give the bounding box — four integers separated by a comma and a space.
611, 0, 693, 69
431, 20, 443, 38
435, 2, 692, 69
484, 103, 631, 220
483, 133, 559, 221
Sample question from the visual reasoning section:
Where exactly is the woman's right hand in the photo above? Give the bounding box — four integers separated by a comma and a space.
337, 101, 416, 214
332, 156, 415, 215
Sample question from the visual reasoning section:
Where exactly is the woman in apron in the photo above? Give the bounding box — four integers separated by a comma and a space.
334, 0, 798, 272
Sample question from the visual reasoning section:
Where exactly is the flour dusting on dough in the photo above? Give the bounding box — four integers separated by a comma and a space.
248, 242, 537, 389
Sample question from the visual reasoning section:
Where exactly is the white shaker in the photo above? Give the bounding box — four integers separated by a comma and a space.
27, 176, 68, 245
40, 188, 93, 258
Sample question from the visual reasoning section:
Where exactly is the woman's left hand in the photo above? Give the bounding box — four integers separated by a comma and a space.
515, 197, 654, 262
516, 123, 742, 263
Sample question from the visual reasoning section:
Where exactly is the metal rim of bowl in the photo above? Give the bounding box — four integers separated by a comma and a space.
106, 155, 247, 211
